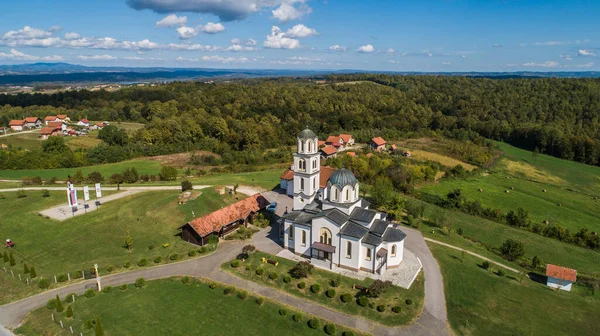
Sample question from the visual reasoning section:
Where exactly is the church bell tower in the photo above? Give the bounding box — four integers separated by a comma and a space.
293, 127, 321, 210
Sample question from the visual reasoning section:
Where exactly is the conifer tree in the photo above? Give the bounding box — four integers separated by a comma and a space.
29, 266, 37, 278
55, 295, 64, 312
9, 253, 15, 266
95, 317, 104, 336
24, 263, 29, 274
66, 305, 73, 318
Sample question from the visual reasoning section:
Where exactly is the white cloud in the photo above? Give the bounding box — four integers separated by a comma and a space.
0, 48, 63, 61
155, 14, 187, 28
522, 61, 560, 68
533, 41, 565, 46
578, 49, 595, 57
3, 26, 52, 39
263, 26, 300, 49
387, 48, 394, 53
64, 32, 80, 40
356, 44, 374, 53
176, 26, 199, 39
226, 44, 256, 52
328, 45, 346, 52
77, 54, 117, 60
123, 56, 144, 60
442, 61, 451, 65
283, 24, 317, 38
203, 22, 225, 34
167, 43, 220, 51
49, 26, 62, 32
177, 55, 249, 63
272, 1, 312, 23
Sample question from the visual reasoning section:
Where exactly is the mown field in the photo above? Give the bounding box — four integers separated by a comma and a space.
0, 132, 42, 150
430, 244, 599, 336
15, 277, 363, 336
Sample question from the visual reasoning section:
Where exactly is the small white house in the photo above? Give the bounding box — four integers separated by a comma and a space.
546, 264, 576, 292
77, 118, 90, 127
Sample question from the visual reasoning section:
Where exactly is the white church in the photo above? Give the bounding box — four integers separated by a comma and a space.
281, 128, 406, 274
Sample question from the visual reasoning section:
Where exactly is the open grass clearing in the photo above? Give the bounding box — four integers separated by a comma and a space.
430, 243, 599, 336
223, 251, 424, 326
408, 149, 477, 171
15, 277, 364, 336
0, 132, 42, 150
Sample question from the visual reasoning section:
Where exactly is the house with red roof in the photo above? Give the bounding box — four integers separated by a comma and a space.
56, 114, 70, 122
77, 118, 90, 127
546, 264, 577, 291
47, 121, 67, 132
179, 193, 269, 246
320, 145, 338, 159
44, 116, 59, 125
369, 137, 387, 151
339, 133, 354, 145
39, 126, 62, 139
9, 120, 26, 131
346, 151, 356, 157
24, 117, 42, 128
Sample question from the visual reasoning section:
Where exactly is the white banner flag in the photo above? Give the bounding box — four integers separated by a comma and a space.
83, 186, 90, 201
67, 182, 78, 207
95, 183, 102, 198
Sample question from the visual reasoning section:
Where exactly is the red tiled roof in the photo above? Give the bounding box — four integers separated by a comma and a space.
9, 120, 25, 126
24, 117, 40, 123
390, 144, 397, 150
40, 127, 60, 135
44, 116, 57, 122
57, 114, 67, 119
186, 194, 269, 237
346, 152, 356, 157
79, 118, 89, 123
319, 166, 336, 188
371, 137, 387, 146
321, 145, 338, 156
331, 142, 342, 148
47, 121, 63, 128
326, 135, 341, 144
280, 169, 294, 180
339, 134, 352, 143
546, 264, 577, 282
318, 140, 326, 147
96, 123, 104, 127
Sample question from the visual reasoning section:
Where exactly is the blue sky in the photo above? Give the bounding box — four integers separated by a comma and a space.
0, 0, 598, 71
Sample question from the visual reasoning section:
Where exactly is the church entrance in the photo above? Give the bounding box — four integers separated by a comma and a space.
317, 250, 332, 261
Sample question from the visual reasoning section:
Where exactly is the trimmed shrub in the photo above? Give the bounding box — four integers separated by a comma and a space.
38, 278, 50, 289
326, 289, 336, 298
342, 332, 355, 336
405, 298, 413, 305
324, 324, 337, 335
57, 274, 68, 282
497, 269, 506, 277
255, 297, 264, 305
23, 264, 29, 274
340, 293, 352, 303
298, 281, 306, 289
85, 320, 93, 329
182, 276, 191, 284
138, 258, 148, 267
188, 250, 197, 257
199, 246, 207, 254
154, 256, 162, 264
169, 253, 179, 261
237, 291, 248, 300
123, 262, 131, 269
135, 278, 146, 288
368, 302, 375, 309
103, 286, 113, 293
223, 286, 234, 295
65, 293, 76, 303
120, 284, 128, 291
66, 305, 73, 318
46, 298, 57, 310
84, 288, 95, 298
230, 260, 241, 268
310, 284, 321, 293
377, 305, 386, 312
269, 272, 278, 280
245, 265, 251, 271
329, 279, 340, 287
293, 314, 303, 322
209, 283, 217, 289
30, 266, 37, 278
357, 296, 369, 307
107, 265, 115, 273
392, 306, 402, 313
279, 308, 287, 316
308, 318, 320, 329
255, 268, 264, 276
283, 275, 292, 283
481, 261, 491, 270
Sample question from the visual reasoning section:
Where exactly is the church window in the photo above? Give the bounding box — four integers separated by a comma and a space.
366, 248, 372, 261
313, 160, 317, 169
319, 228, 332, 245
298, 159, 305, 171
391, 245, 396, 257
300, 179, 304, 191
300, 141, 303, 152
289, 225, 294, 240
346, 241, 352, 258
313, 177, 316, 189
301, 230, 306, 246
346, 188, 350, 201
334, 188, 338, 201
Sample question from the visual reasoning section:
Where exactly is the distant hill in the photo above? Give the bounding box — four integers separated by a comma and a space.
0, 62, 598, 85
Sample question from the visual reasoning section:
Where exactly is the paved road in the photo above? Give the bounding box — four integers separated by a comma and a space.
425, 237, 521, 274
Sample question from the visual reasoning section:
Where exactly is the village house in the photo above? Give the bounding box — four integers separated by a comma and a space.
546, 264, 577, 291
24, 117, 42, 128
281, 128, 407, 274
90, 122, 105, 130
179, 193, 269, 246
77, 118, 90, 127
320, 145, 338, 159
56, 114, 70, 123
47, 121, 67, 132
346, 151, 357, 157
44, 116, 59, 125
339, 134, 354, 146
370, 137, 387, 151
9, 120, 26, 131
39, 126, 62, 140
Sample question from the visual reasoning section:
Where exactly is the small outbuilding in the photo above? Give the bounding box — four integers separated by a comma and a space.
24, 117, 42, 128
9, 120, 26, 131
369, 137, 387, 151
546, 264, 577, 291
320, 145, 338, 159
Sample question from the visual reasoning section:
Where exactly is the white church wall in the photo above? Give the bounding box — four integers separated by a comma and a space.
360, 242, 377, 272
386, 240, 404, 268
339, 236, 361, 271
293, 224, 311, 257
311, 217, 341, 261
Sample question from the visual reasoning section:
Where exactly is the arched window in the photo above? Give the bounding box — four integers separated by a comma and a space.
334, 188, 338, 200
391, 245, 396, 257
313, 177, 316, 189
307, 140, 312, 152
300, 141, 304, 152
319, 228, 332, 245
346, 188, 350, 201
301, 230, 306, 246
300, 178, 304, 191
313, 159, 317, 169
298, 159, 305, 171
289, 225, 294, 240
346, 241, 352, 258
366, 248, 372, 261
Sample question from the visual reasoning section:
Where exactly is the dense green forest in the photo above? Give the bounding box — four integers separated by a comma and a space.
1, 75, 599, 169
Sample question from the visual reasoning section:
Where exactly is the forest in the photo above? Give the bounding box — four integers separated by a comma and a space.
1, 75, 599, 169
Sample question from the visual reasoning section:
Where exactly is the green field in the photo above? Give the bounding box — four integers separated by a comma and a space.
430, 243, 599, 336
15, 277, 362, 336
0, 132, 43, 150
0, 188, 233, 303
223, 251, 424, 326
192, 169, 281, 190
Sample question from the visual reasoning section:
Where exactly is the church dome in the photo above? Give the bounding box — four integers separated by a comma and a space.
298, 127, 317, 139
328, 168, 358, 187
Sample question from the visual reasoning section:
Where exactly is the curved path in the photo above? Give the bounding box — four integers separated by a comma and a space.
0, 188, 449, 335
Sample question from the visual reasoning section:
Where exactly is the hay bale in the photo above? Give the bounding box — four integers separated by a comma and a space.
543, 220, 550, 225
510, 186, 514, 190
478, 188, 483, 192
542, 189, 547, 192
505, 190, 510, 193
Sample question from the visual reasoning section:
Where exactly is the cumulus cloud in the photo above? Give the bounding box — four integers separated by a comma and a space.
387, 48, 394, 53
231, 38, 257, 46
177, 55, 249, 63
176, 26, 199, 39
128, 0, 274, 21
123, 56, 144, 60
176, 23, 225, 39
356, 44, 374, 53
328, 45, 346, 52
263, 26, 300, 49
77, 54, 117, 60
283, 24, 317, 38
203, 22, 225, 34
3, 26, 52, 39
155, 14, 187, 28
578, 49, 595, 57
522, 61, 560, 67
272, 0, 312, 23
64, 32, 80, 40
0, 48, 63, 61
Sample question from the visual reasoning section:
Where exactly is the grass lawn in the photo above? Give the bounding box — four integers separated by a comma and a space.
408, 149, 477, 171
64, 133, 102, 150
192, 169, 281, 190
15, 277, 363, 336
430, 243, 599, 336
0, 188, 233, 303
222, 251, 424, 326
0, 133, 42, 150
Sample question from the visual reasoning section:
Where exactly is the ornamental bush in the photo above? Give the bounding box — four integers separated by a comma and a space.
329, 279, 340, 287
103, 286, 113, 293
38, 278, 50, 289
169, 253, 179, 261
57, 274, 68, 282
324, 324, 337, 335
231, 260, 241, 268
84, 288, 95, 298
223, 286, 234, 295
255, 297, 264, 305
188, 250, 197, 257
237, 291, 248, 300
357, 296, 369, 307
405, 298, 413, 305
65, 293, 76, 303
298, 281, 306, 289
326, 289, 336, 298
154, 256, 162, 263
293, 314, 302, 322
46, 298, 57, 310
269, 272, 278, 280
392, 306, 402, 313
308, 318, 320, 329
342, 331, 355, 336
120, 284, 128, 291
135, 278, 146, 288
481, 261, 491, 270
182, 276, 191, 284
310, 284, 321, 293
377, 305, 386, 312
123, 262, 131, 268
255, 268, 264, 275
209, 283, 217, 289
138, 258, 148, 267
66, 305, 73, 318
107, 265, 115, 272
340, 293, 352, 303
279, 308, 287, 316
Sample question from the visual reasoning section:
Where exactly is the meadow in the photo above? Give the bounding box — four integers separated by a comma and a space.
430, 243, 599, 336
15, 277, 362, 336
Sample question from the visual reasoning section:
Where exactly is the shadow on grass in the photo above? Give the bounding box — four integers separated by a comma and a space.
528, 272, 547, 285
